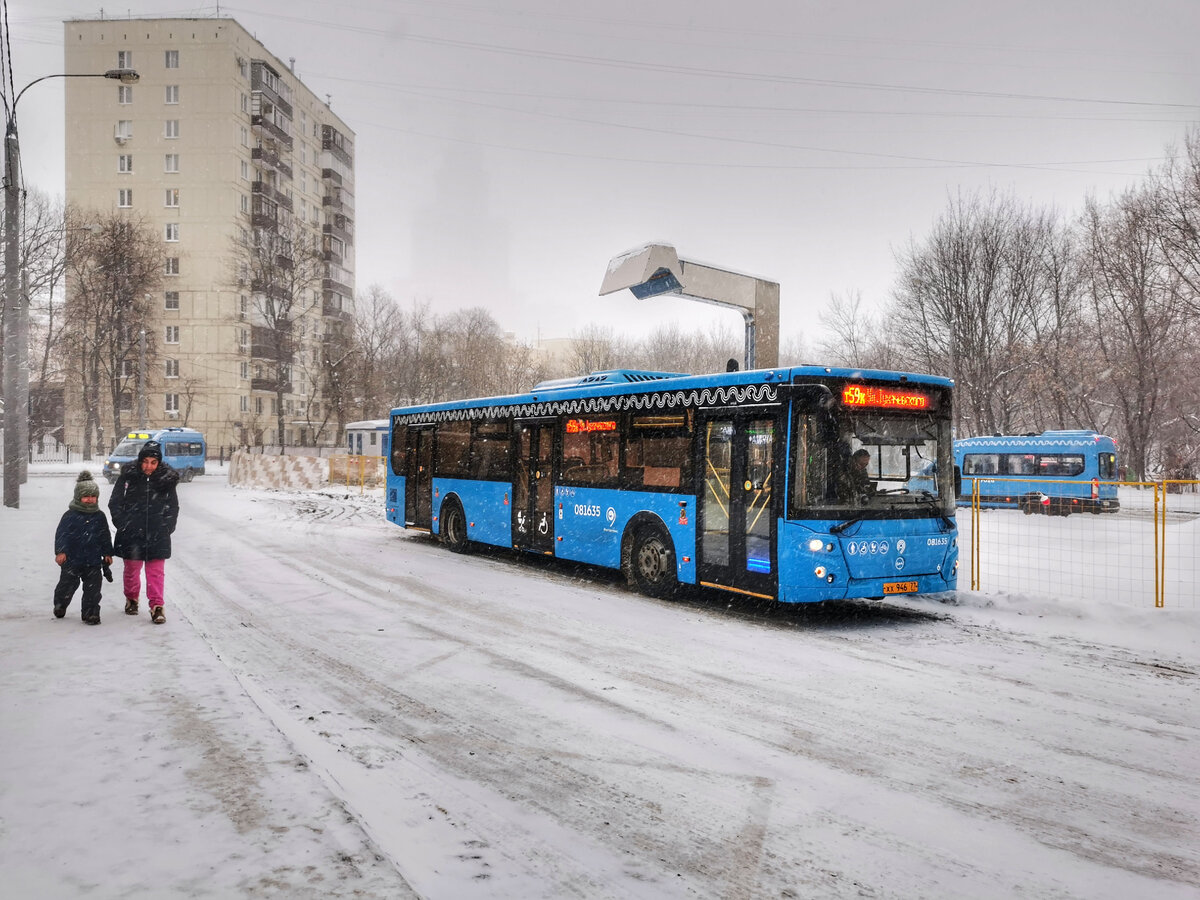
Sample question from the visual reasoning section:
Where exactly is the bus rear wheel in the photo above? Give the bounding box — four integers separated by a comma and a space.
441, 501, 470, 553
631, 525, 677, 599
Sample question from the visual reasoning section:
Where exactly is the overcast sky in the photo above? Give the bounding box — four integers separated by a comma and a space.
11, 1, 1200, 348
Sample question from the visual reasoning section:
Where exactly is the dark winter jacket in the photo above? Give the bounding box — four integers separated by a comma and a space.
109, 461, 180, 560
55, 509, 114, 567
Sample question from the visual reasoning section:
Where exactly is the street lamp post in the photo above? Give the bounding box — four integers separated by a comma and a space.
3, 67, 137, 508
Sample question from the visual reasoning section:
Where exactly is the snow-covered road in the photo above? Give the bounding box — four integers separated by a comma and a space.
3, 470, 1197, 898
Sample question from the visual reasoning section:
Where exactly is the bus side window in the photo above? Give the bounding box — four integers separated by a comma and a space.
391, 425, 407, 475
1061, 455, 1085, 477
435, 421, 470, 477
624, 415, 689, 491
964, 454, 999, 475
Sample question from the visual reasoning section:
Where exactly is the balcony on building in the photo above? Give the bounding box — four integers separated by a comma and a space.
321, 124, 353, 168
251, 376, 294, 394
250, 324, 294, 362
322, 185, 354, 216
322, 289, 353, 323
251, 193, 280, 230
322, 234, 345, 266
251, 143, 293, 179
251, 60, 294, 118
251, 178, 294, 213
323, 214, 353, 245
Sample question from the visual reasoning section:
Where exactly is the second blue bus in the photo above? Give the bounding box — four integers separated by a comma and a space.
386, 366, 959, 604
955, 430, 1120, 515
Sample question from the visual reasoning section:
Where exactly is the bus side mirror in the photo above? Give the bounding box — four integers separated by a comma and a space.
784, 383, 834, 412
954, 464, 962, 499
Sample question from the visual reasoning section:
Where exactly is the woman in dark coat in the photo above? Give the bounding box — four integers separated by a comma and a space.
109, 440, 180, 624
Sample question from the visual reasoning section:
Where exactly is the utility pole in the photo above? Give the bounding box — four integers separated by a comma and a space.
137, 327, 147, 428
2, 67, 138, 508
3, 118, 23, 507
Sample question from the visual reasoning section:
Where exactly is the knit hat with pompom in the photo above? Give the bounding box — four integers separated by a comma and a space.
70, 470, 101, 513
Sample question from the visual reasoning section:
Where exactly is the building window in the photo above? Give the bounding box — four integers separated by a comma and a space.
238, 328, 248, 350
120, 359, 135, 377
118, 188, 133, 208
255, 396, 263, 415
119, 392, 133, 413
240, 361, 249, 379
118, 154, 133, 173
116, 120, 133, 141
165, 393, 180, 413
165, 223, 179, 242
164, 49, 179, 69
165, 359, 179, 378
164, 153, 179, 173
164, 258, 180, 276
240, 159, 249, 180
240, 295, 249, 318
240, 395, 249, 412
118, 50, 132, 68
241, 92, 249, 113
165, 85, 179, 104
165, 325, 180, 343
164, 119, 180, 139
240, 193, 250, 214
164, 291, 180, 310
165, 188, 179, 207
240, 126, 248, 147
118, 85, 133, 104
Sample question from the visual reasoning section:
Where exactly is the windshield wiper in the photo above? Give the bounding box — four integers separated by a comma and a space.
830, 514, 865, 535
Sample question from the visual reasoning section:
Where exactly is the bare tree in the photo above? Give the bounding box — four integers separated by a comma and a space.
61, 209, 162, 456
891, 190, 1056, 435
6, 190, 68, 447
230, 214, 324, 450
566, 323, 628, 375
1152, 128, 1200, 317
1082, 186, 1189, 480
351, 283, 403, 418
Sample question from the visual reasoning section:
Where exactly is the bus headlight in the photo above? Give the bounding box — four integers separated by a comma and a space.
814, 566, 826, 578
808, 538, 824, 552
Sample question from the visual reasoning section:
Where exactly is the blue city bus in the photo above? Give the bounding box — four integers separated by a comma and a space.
955, 430, 1120, 515
386, 367, 959, 603
104, 426, 207, 484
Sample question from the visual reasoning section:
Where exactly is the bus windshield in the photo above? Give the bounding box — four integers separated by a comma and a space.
790, 403, 953, 516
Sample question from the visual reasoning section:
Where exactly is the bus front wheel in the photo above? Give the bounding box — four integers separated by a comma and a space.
441, 500, 470, 553
630, 525, 677, 599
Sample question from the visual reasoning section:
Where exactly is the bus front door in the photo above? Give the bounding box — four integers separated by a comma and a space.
513, 419, 555, 553
698, 415, 778, 599
405, 424, 434, 530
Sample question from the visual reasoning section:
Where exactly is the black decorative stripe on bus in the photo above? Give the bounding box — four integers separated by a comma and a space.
391, 383, 779, 425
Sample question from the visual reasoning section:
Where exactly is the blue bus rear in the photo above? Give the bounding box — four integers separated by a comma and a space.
386, 368, 958, 603
104, 427, 206, 483
956, 430, 1120, 515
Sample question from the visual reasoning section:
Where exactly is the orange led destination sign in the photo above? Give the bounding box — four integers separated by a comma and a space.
565, 419, 617, 434
842, 384, 935, 411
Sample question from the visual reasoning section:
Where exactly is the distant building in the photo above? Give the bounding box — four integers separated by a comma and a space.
63, 16, 355, 449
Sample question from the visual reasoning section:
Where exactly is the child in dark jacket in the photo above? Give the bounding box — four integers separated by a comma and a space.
54, 470, 114, 625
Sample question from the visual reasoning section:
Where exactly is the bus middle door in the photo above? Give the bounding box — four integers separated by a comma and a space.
513, 419, 555, 554
698, 413, 778, 599
405, 424, 435, 530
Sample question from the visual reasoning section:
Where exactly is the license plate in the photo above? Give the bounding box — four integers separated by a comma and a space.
883, 580, 918, 595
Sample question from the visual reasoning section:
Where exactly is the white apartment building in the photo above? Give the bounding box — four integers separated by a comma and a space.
63, 16, 355, 450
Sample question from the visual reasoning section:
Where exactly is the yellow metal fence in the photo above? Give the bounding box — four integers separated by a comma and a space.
327, 454, 385, 492
966, 478, 1199, 608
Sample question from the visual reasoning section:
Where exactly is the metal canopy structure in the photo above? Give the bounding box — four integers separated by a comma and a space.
599, 243, 779, 370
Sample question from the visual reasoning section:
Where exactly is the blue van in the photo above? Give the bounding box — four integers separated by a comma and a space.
104, 427, 207, 484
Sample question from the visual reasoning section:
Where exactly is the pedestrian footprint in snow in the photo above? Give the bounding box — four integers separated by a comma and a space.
109, 440, 180, 625
53, 470, 114, 625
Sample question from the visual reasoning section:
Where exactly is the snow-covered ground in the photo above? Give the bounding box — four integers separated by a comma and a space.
1, 466, 1196, 899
